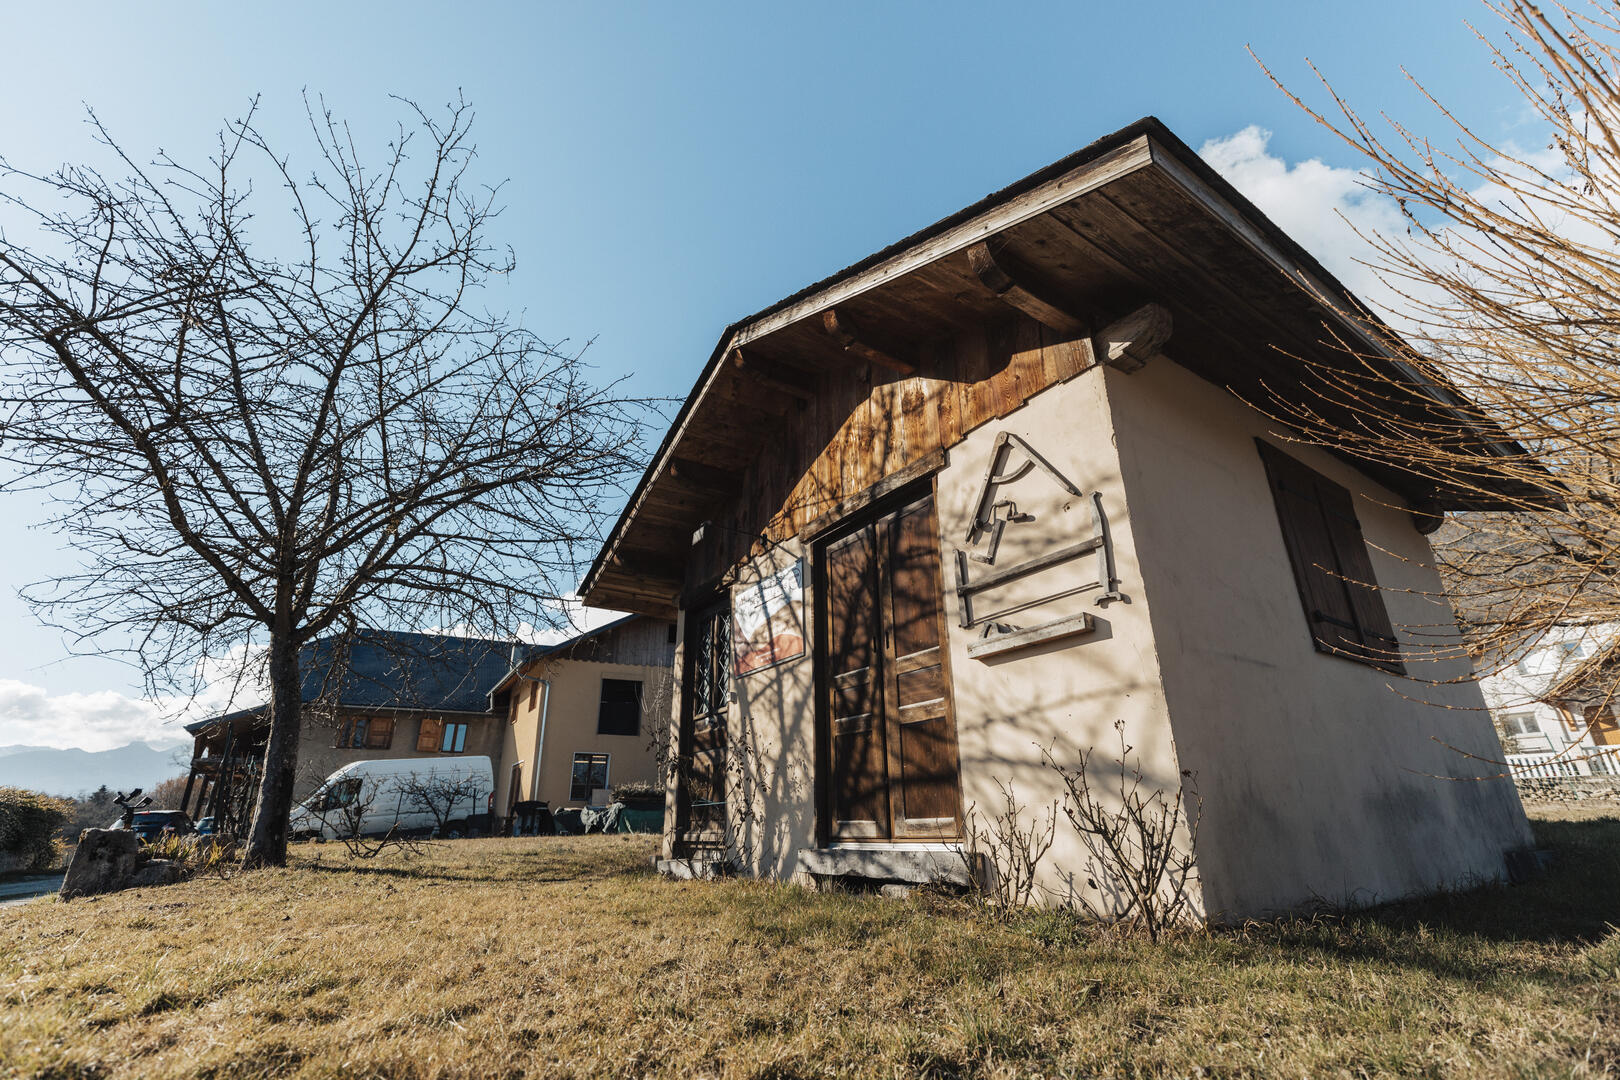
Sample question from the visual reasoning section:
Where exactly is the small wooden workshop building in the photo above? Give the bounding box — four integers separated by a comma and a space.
580, 118, 1540, 919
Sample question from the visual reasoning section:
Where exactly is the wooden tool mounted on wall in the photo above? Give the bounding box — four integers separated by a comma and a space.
952, 431, 1122, 659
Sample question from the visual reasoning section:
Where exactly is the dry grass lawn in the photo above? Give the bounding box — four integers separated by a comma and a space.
3, 805, 1620, 1079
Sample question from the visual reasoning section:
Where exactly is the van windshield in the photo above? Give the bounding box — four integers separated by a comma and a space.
310, 777, 363, 813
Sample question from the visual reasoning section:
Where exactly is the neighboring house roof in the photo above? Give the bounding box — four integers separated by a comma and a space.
579, 115, 1552, 617
1543, 641, 1620, 710
484, 614, 644, 699
185, 630, 517, 735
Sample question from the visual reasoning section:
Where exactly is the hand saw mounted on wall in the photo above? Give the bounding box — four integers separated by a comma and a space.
952, 432, 1122, 652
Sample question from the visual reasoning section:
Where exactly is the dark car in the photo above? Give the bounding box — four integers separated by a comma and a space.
127, 810, 194, 844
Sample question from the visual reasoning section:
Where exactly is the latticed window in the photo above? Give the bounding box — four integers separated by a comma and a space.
679, 601, 730, 836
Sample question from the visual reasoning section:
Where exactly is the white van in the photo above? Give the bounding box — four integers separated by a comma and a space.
289, 756, 494, 841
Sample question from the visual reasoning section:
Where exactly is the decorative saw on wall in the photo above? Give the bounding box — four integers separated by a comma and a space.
952, 431, 1121, 659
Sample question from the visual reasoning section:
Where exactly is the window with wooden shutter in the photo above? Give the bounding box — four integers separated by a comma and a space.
365, 716, 394, 750
416, 717, 444, 752
1257, 440, 1403, 673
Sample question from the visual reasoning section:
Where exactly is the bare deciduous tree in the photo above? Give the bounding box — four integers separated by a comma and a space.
1253, 2, 1620, 702
0, 95, 650, 867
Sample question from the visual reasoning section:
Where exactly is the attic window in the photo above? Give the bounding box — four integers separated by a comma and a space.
1257, 440, 1404, 674
337, 716, 393, 750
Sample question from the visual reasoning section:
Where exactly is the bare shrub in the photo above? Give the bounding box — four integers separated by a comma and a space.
1044, 721, 1201, 942
961, 781, 1057, 916
398, 772, 487, 838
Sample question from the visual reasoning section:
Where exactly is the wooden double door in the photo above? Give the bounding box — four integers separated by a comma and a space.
818, 488, 963, 840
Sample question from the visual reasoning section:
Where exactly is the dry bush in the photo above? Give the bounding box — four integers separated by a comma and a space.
1044, 721, 1202, 942
961, 781, 1056, 915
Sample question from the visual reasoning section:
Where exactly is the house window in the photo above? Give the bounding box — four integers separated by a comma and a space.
336, 716, 393, 750
1257, 440, 1404, 673
598, 679, 643, 736
1502, 712, 1541, 736
528, 680, 539, 710
416, 717, 443, 752
570, 753, 610, 802
440, 722, 469, 754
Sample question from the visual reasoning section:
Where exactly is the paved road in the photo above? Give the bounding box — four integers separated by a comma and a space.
0, 874, 62, 907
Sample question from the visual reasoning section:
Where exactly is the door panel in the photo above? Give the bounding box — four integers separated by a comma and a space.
819, 486, 961, 841
825, 525, 890, 837
882, 494, 961, 838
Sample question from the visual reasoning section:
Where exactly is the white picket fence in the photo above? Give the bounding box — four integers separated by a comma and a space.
1507, 747, 1620, 779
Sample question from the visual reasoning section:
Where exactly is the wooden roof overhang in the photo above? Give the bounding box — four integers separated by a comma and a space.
582, 117, 1550, 617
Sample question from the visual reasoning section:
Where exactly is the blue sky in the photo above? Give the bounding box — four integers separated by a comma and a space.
0, 1, 1538, 748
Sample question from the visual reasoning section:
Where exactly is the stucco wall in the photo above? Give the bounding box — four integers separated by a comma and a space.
728, 541, 819, 880
1105, 356, 1533, 918
713, 366, 1191, 913
494, 657, 671, 813
932, 369, 1188, 911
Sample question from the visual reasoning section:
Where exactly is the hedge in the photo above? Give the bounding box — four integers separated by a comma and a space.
0, 787, 72, 872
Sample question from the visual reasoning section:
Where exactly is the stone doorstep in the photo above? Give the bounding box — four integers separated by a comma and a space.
654, 855, 728, 881
794, 846, 975, 888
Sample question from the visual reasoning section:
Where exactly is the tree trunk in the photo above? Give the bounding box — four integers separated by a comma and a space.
243, 629, 302, 868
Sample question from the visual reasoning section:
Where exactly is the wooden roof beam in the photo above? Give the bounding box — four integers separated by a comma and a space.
821, 308, 917, 375
669, 456, 742, 494
608, 550, 685, 586
966, 239, 1091, 338
729, 348, 815, 402
1094, 303, 1171, 373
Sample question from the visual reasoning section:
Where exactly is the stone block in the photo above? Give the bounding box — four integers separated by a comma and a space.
59, 829, 140, 899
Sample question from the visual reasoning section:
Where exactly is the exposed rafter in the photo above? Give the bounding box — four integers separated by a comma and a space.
966, 239, 1090, 338
730, 348, 815, 402
821, 307, 917, 375
668, 456, 742, 494
1094, 302, 1172, 373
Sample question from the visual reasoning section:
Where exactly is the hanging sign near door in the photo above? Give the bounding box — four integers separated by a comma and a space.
733, 559, 806, 675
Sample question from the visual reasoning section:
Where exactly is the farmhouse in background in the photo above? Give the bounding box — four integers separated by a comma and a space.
181, 630, 513, 834
1479, 627, 1620, 781
180, 619, 674, 836
579, 116, 1547, 920
486, 614, 676, 820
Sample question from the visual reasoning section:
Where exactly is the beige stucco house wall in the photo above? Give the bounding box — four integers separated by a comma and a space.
1106, 358, 1532, 917
492, 615, 676, 814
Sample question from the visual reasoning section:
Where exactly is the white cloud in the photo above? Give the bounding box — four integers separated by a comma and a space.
427, 595, 631, 648
1199, 125, 1408, 314
0, 679, 187, 752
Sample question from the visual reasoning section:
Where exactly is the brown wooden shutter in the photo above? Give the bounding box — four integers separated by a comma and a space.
416, 717, 444, 752
1257, 440, 1403, 673
366, 716, 395, 749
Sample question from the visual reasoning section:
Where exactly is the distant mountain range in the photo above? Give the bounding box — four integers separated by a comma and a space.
0, 742, 190, 797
